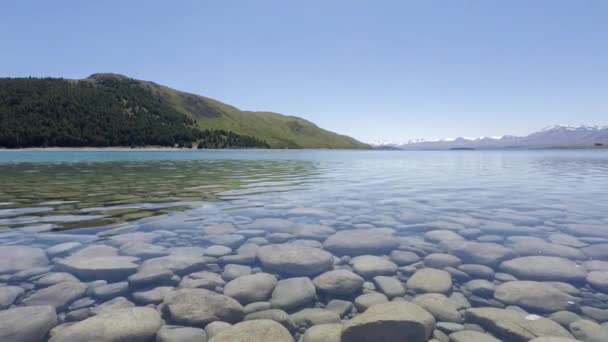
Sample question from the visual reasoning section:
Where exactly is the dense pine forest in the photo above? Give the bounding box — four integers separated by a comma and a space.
0, 77, 268, 148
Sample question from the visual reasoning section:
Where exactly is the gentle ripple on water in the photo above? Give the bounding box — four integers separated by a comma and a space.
0, 150, 608, 341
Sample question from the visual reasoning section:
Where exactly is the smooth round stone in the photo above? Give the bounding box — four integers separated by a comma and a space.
449, 292, 471, 310
0, 305, 57, 342
118, 242, 168, 258
156, 325, 207, 342
389, 250, 421, 265
295, 224, 336, 241
424, 253, 462, 269
257, 244, 334, 276
106, 232, 161, 247
495, 281, 576, 314
373, 276, 405, 298
406, 268, 452, 294
424, 230, 465, 243
209, 319, 294, 342
128, 268, 175, 287
201, 223, 237, 235
34, 272, 80, 287
48, 307, 161, 342
0, 245, 49, 274
582, 244, 608, 260
179, 271, 225, 289
449, 330, 501, 342
351, 255, 398, 278
290, 308, 340, 328
243, 301, 273, 314
413, 293, 463, 323
458, 264, 495, 279
323, 228, 399, 256
435, 322, 465, 334
222, 264, 252, 281
205, 245, 232, 257
139, 255, 211, 276
464, 279, 495, 297
569, 319, 608, 342
55, 255, 139, 281
448, 242, 516, 267
46, 242, 82, 258
133, 286, 175, 305
313, 270, 364, 296
508, 239, 585, 260
163, 288, 245, 327
499, 256, 587, 282
0, 286, 24, 309
205, 321, 231, 339
223, 273, 277, 305
354, 292, 389, 312
270, 277, 316, 311
267, 233, 293, 244
91, 281, 129, 300
342, 301, 436, 342
302, 323, 343, 342
587, 271, 608, 292
584, 260, 608, 272
89, 296, 135, 315
528, 338, 582, 342
21, 281, 87, 310
244, 309, 295, 332
326, 299, 354, 317
548, 311, 583, 328
465, 307, 573, 341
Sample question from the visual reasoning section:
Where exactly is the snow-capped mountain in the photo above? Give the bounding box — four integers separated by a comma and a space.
379, 125, 608, 150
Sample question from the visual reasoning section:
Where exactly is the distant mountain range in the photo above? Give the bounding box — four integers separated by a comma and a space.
374, 125, 608, 150
0, 73, 369, 149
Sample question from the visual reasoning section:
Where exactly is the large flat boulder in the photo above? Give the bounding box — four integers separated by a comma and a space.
448, 242, 516, 267
499, 256, 587, 282
494, 281, 576, 313
342, 301, 435, 342
465, 307, 573, 342
55, 254, 139, 281
0, 306, 57, 342
257, 244, 333, 276
0, 245, 49, 274
323, 229, 398, 256
209, 319, 294, 342
49, 307, 161, 342
163, 288, 244, 327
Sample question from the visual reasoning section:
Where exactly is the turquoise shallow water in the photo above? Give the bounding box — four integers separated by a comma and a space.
1, 150, 608, 341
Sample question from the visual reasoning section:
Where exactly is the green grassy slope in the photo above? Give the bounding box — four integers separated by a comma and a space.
93, 74, 369, 149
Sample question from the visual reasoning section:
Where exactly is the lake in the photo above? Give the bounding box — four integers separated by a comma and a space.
1, 150, 608, 341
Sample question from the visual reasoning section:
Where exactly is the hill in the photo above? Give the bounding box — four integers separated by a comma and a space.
0, 73, 369, 149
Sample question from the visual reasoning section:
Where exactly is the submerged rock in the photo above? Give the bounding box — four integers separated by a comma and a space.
412, 293, 463, 323
494, 281, 576, 313
406, 268, 452, 294
156, 325, 207, 342
49, 307, 161, 342
55, 254, 139, 281
223, 273, 277, 305
302, 323, 343, 342
342, 301, 435, 342
351, 255, 398, 278
448, 242, 516, 267
21, 281, 87, 310
271, 277, 316, 311
0, 245, 49, 274
257, 244, 334, 276
499, 256, 587, 282
163, 288, 244, 327
323, 228, 398, 256
0, 305, 57, 342
0, 286, 24, 309
465, 307, 573, 342
209, 319, 294, 342
449, 330, 501, 342
313, 269, 364, 296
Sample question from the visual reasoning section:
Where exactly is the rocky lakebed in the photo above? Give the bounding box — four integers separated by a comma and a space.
1, 150, 608, 341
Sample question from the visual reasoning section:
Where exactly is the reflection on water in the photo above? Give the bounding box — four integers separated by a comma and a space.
0, 150, 608, 341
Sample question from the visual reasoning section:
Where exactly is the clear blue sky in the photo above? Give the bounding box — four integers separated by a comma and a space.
1, 1, 607, 142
